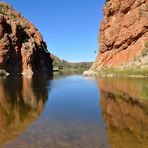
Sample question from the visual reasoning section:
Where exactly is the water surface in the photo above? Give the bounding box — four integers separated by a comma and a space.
0, 75, 148, 148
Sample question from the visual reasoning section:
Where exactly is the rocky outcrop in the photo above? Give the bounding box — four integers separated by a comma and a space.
92, 0, 148, 69
0, 2, 52, 75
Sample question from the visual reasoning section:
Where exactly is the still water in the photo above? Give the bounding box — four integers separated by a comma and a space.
0, 75, 148, 148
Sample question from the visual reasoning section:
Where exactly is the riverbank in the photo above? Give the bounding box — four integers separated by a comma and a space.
83, 66, 148, 78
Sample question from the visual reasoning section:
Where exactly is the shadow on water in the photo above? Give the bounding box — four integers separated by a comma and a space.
97, 78, 148, 148
0, 75, 51, 146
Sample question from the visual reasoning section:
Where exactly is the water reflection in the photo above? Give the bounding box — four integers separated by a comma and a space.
98, 78, 148, 148
3, 76, 109, 148
0, 76, 49, 146
1, 76, 148, 148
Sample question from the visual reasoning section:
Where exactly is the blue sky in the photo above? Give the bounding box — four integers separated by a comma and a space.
2, 0, 105, 62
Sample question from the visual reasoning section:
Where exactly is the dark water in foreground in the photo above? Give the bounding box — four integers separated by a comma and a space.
0, 75, 148, 148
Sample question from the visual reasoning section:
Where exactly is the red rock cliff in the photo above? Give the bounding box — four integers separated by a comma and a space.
92, 0, 148, 69
0, 2, 52, 75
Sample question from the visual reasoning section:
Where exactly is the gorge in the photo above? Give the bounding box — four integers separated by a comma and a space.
0, 0, 147, 76
0, 1, 148, 148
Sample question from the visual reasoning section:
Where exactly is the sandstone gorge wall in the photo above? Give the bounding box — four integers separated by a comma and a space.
0, 2, 53, 75
92, 0, 148, 69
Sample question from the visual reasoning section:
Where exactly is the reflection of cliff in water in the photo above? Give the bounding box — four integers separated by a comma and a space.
0, 76, 50, 146
98, 78, 148, 148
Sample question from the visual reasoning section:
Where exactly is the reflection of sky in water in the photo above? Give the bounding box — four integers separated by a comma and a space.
3, 75, 109, 148
45, 76, 101, 121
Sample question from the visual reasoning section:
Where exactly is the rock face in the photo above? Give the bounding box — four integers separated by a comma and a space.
92, 0, 148, 69
0, 2, 52, 75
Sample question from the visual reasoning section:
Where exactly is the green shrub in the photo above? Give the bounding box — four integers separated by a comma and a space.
141, 42, 148, 57
145, 42, 148, 48
0, 4, 9, 14
10, 13, 17, 19
0, 69, 7, 77
142, 48, 148, 57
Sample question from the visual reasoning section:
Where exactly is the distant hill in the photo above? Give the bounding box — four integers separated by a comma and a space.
51, 54, 93, 71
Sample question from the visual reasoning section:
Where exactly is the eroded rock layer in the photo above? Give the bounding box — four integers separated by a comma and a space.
92, 0, 148, 69
0, 2, 52, 75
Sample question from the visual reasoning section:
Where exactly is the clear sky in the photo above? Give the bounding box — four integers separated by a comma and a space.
2, 0, 105, 62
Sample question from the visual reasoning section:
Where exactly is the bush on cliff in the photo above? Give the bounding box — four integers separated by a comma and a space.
142, 42, 148, 57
